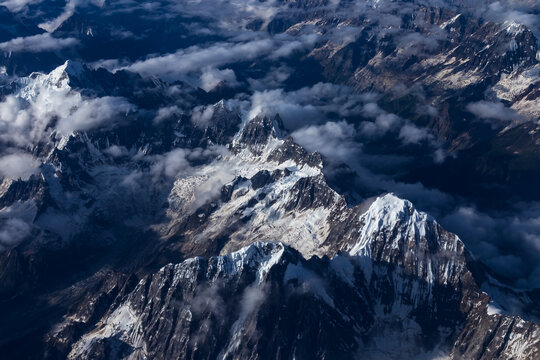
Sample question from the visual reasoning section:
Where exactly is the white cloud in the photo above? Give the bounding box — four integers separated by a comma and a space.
328, 25, 363, 47
123, 39, 275, 81
269, 33, 320, 59
466, 99, 527, 129
38, 0, 105, 33
200, 67, 238, 92
167, 0, 282, 28
292, 121, 360, 163
151, 148, 192, 179
149, 146, 229, 182
247, 65, 292, 91
466, 100, 522, 123
103, 145, 128, 158
191, 105, 215, 128
0, 0, 41, 12
0, 33, 78, 53
121, 32, 319, 82
360, 113, 401, 136
192, 283, 225, 315
0, 153, 40, 180
399, 123, 431, 144
191, 166, 234, 210
239, 285, 266, 320
0, 218, 30, 249
154, 105, 181, 124
57, 96, 133, 135
247, 83, 367, 129
248, 89, 320, 129
359, 102, 432, 145
395, 29, 447, 56
0, 85, 133, 147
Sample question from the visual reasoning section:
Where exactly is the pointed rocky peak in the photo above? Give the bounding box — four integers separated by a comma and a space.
44, 132, 103, 187
48, 60, 88, 89
0, 172, 52, 215
197, 100, 242, 145
268, 137, 323, 168
346, 193, 466, 285
223, 241, 285, 265
237, 113, 286, 145
361, 193, 430, 228
504, 21, 527, 36
347, 193, 424, 255
230, 112, 324, 169
0, 60, 100, 102
209, 100, 241, 126
214, 98, 226, 110
56, 60, 85, 78
440, 13, 462, 30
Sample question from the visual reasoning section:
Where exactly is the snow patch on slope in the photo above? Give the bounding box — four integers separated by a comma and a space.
213, 242, 286, 283
68, 302, 147, 360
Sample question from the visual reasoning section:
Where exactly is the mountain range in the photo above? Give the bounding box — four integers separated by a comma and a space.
0, 0, 539, 358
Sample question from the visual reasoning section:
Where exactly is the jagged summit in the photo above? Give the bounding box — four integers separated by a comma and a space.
0, 60, 92, 103
49, 60, 86, 87
206, 241, 289, 283
347, 193, 440, 257
235, 113, 287, 150
25, 60, 90, 91
59, 234, 540, 360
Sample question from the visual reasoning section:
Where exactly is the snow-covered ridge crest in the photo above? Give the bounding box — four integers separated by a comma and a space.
3, 60, 86, 99
166, 112, 464, 276
164, 111, 328, 256
346, 193, 465, 285
63, 240, 540, 360
232, 113, 288, 160
212, 241, 286, 283
48, 60, 86, 88
348, 193, 436, 257
0, 60, 133, 150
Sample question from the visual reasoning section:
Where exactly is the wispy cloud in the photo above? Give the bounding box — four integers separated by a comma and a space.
0, 33, 78, 53
466, 100, 523, 126
0, 0, 41, 12
121, 32, 319, 82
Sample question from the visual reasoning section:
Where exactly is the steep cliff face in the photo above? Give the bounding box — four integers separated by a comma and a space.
56, 225, 539, 359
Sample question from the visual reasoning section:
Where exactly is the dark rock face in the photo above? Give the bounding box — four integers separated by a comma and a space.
50, 241, 540, 359
268, 137, 323, 168
202, 102, 242, 146
234, 114, 286, 154
284, 175, 336, 211
66, 243, 371, 360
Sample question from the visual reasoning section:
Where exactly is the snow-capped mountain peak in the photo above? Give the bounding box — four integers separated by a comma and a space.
48, 60, 86, 88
